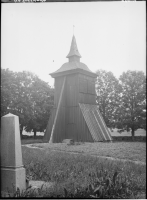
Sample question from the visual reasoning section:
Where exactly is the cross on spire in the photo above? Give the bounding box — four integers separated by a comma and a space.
73, 25, 75, 35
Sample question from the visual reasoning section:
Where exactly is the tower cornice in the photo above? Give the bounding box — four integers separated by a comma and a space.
50, 68, 97, 78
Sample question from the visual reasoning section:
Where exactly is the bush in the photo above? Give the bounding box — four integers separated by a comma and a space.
3, 169, 145, 198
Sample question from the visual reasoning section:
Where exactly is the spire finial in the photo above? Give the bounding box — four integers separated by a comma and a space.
73, 25, 75, 35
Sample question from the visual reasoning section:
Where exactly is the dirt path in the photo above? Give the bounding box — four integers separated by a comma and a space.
23, 144, 146, 166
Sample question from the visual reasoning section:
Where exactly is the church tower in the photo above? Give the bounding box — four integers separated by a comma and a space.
43, 35, 112, 143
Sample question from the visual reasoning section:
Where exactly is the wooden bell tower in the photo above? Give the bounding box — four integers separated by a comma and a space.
43, 35, 112, 143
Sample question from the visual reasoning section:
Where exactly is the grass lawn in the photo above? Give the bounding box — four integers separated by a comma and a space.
21, 139, 43, 145
29, 141, 146, 163
22, 145, 146, 198
20, 130, 146, 197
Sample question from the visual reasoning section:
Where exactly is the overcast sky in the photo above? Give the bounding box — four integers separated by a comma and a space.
2, 1, 146, 87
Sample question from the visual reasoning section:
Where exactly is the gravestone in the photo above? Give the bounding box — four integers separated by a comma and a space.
1, 113, 26, 194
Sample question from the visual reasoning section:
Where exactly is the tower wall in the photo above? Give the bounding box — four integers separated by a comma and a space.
66, 74, 79, 107
78, 74, 96, 105
64, 73, 97, 142
51, 73, 96, 142
65, 74, 79, 140
54, 76, 66, 108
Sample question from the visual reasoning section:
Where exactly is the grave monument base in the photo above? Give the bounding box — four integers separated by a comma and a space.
1, 166, 26, 193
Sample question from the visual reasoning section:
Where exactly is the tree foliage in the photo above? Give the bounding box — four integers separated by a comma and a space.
1, 68, 54, 137
1, 68, 17, 116
95, 70, 121, 129
115, 71, 146, 138
95, 69, 146, 139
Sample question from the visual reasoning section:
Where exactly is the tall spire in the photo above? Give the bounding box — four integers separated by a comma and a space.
66, 35, 81, 61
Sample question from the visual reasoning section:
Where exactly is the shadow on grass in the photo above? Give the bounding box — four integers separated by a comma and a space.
21, 135, 146, 145
112, 136, 146, 142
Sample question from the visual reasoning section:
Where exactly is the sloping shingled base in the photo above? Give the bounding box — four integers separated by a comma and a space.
79, 103, 112, 142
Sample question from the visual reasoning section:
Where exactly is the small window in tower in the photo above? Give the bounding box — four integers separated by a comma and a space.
79, 78, 87, 93
87, 80, 95, 95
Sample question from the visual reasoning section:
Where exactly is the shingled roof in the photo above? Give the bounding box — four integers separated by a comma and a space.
52, 61, 92, 74
50, 35, 97, 78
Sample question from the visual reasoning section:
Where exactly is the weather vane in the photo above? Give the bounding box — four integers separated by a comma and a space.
73, 25, 75, 35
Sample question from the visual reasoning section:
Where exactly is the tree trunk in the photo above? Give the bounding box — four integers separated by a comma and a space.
131, 127, 135, 141
20, 129, 23, 139
34, 129, 37, 138
20, 125, 23, 139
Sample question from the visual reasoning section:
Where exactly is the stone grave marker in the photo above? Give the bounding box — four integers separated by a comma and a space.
1, 113, 26, 195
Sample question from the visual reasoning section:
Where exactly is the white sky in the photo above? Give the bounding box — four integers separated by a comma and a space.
2, 2, 146, 87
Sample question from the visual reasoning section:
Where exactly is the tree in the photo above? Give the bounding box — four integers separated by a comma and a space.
1, 68, 27, 136
1, 69, 17, 116
1, 69, 34, 136
1, 69, 54, 138
115, 71, 146, 140
95, 70, 121, 129
22, 72, 54, 138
